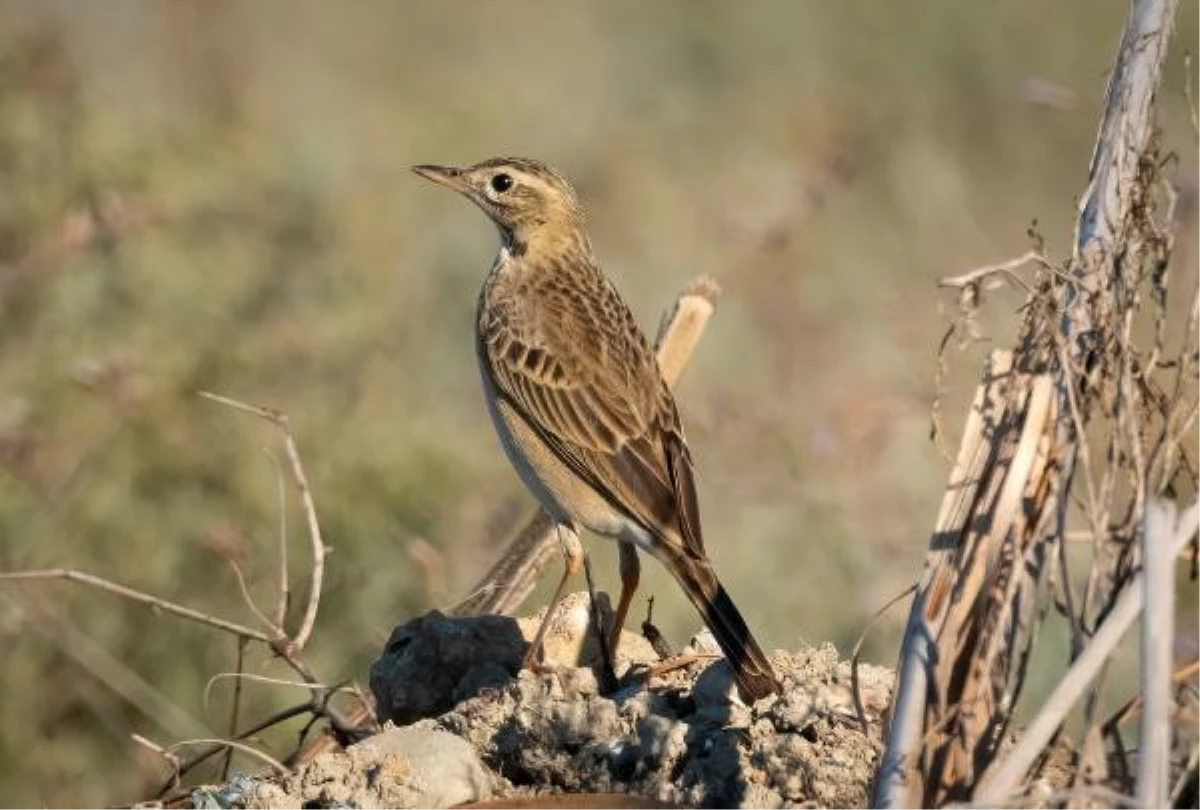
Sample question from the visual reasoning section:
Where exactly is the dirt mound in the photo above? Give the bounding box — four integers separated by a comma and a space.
193, 592, 894, 808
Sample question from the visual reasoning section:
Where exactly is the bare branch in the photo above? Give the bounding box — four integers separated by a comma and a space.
221, 637, 248, 781
203, 671, 343, 714
198, 391, 326, 652
158, 735, 288, 776
263, 446, 290, 631
156, 701, 317, 797
1106, 659, 1200, 727
0, 568, 272, 643
133, 733, 183, 791
227, 560, 283, 639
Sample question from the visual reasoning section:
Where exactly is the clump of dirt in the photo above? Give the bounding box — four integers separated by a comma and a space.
193, 592, 894, 809
436, 644, 890, 808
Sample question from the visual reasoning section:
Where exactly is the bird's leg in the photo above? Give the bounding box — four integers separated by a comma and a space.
608, 541, 641, 658
580, 549, 618, 693
521, 523, 583, 672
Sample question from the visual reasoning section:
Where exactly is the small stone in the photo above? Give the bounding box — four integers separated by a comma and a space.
370, 610, 526, 725
353, 724, 492, 808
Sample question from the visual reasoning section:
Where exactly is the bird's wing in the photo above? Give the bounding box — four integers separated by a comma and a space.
480, 270, 705, 556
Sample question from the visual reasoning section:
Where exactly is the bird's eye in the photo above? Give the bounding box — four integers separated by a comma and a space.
491, 173, 514, 193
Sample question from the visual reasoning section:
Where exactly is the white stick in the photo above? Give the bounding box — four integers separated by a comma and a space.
1138, 499, 1178, 808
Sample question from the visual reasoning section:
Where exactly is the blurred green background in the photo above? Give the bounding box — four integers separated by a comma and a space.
0, 1, 1195, 805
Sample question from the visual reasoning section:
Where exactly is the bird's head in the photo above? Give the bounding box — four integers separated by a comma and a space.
413, 157, 585, 251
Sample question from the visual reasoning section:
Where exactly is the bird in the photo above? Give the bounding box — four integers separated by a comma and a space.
413, 157, 780, 701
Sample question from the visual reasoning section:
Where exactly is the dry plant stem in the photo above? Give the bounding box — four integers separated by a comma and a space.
875, 350, 1014, 806
228, 559, 284, 638
198, 390, 325, 652
876, 0, 1182, 804
0, 568, 272, 642
133, 733, 183, 791
641, 595, 675, 660
157, 700, 317, 796
937, 251, 1046, 293
264, 447, 290, 630
1, 567, 366, 770
1171, 747, 1200, 805
451, 276, 720, 617
5, 395, 366, 794
222, 637, 248, 781
646, 652, 719, 679
851, 584, 916, 735
949, 784, 1140, 809
158, 735, 288, 776
1075, 0, 1179, 265
1136, 498, 1177, 808
974, 500, 1198, 803
203, 672, 343, 714
451, 510, 558, 617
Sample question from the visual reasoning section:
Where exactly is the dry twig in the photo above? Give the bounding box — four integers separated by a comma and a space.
138, 733, 288, 777
2, 394, 378, 797
198, 391, 326, 653
0, 568, 273, 643
222, 637, 248, 781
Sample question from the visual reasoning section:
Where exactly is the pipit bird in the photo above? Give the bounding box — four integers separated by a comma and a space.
414, 157, 780, 701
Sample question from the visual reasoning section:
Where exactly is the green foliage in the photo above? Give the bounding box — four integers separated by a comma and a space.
0, 2, 1195, 805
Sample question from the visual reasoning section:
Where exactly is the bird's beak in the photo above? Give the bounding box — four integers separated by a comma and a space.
412, 164, 470, 193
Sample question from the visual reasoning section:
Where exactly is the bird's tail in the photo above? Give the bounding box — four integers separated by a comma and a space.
665, 549, 780, 701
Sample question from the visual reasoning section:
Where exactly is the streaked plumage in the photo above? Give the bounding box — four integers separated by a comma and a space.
414, 157, 779, 701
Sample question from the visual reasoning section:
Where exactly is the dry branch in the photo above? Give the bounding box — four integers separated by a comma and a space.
876, 0, 1188, 805
137, 732, 289, 777
2, 395, 377, 797
0, 568, 273, 642
222, 637, 248, 781
198, 391, 326, 652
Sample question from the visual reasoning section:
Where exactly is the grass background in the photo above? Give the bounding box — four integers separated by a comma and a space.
0, 2, 1195, 805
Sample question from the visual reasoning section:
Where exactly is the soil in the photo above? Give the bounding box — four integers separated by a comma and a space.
187, 591, 894, 809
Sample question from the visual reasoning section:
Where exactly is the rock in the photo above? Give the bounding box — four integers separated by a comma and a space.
241, 725, 492, 809
371, 593, 663, 728
352, 725, 492, 808
691, 658, 746, 728
370, 610, 526, 725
